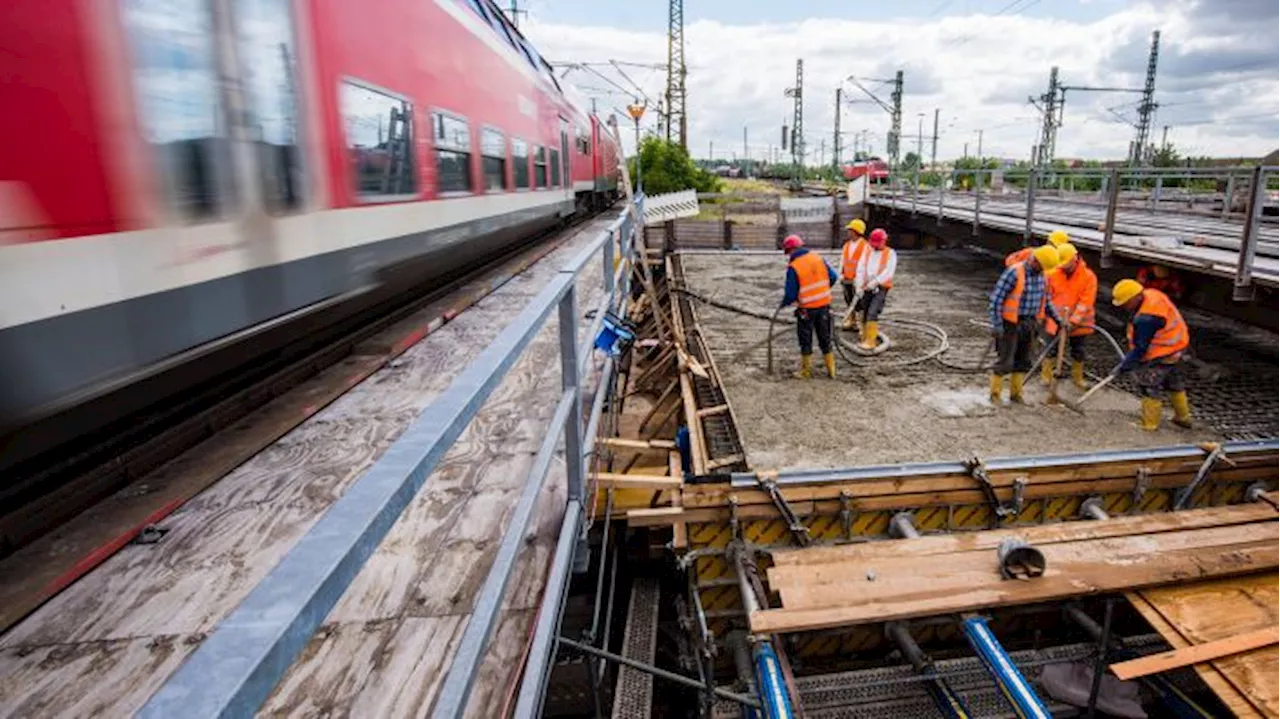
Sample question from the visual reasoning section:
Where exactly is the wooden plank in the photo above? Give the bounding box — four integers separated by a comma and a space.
670, 452, 688, 549
696, 404, 729, 418
594, 473, 684, 490
750, 541, 1277, 634
769, 502, 1278, 573
773, 522, 1278, 609
599, 437, 677, 451
627, 507, 686, 524
1125, 592, 1261, 718
1109, 626, 1278, 680
1132, 572, 1279, 717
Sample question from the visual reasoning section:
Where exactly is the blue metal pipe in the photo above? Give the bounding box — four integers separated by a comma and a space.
961, 616, 1051, 719
751, 641, 795, 719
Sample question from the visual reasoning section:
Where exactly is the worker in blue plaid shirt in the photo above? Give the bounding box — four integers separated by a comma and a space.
988, 245, 1063, 405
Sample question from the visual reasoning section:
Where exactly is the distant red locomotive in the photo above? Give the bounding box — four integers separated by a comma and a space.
0, 0, 620, 466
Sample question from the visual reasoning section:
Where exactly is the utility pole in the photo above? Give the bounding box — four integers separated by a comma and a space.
916, 114, 924, 165
1132, 29, 1160, 165
1160, 125, 1169, 150
709, 140, 713, 163
833, 88, 842, 172
665, 0, 688, 149
963, 142, 968, 159
819, 138, 826, 167
889, 70, 903, 169
743, 126, 748, 167
930, 107, 939, 170
1031, 66, 1061, 172
784, 59, 805, 171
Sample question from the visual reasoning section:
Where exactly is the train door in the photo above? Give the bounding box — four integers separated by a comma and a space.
559, 117, 573, 215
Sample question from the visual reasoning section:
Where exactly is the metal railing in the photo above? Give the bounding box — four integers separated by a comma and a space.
138, 198, 642, 719
869, 165, 1278, 296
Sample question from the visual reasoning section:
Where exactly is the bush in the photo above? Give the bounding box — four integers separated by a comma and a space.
627, 137, 721, 195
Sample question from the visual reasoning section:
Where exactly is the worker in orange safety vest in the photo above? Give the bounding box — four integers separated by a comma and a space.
1005, 228, 1069, 267
1042, 243, 1097, 388
780, 234, 838, 379
1112, 279, 1193, 431
987, 245, 1062, 404
839, 219, 870, 330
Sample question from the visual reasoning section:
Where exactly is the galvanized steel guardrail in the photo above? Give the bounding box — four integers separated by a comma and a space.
139, 198, 642, 719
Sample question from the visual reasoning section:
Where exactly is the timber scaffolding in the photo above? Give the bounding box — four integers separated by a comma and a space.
581, 210, 1279, 718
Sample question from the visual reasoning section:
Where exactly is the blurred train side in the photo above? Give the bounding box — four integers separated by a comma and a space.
0, 0, 620, 471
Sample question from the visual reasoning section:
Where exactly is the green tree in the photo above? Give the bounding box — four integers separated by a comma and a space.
627, 137, 721, 195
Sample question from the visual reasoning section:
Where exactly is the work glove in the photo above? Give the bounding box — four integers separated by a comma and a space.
867, 281, 879, 292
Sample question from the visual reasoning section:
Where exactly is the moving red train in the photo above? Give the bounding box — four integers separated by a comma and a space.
0, 0, 621, 468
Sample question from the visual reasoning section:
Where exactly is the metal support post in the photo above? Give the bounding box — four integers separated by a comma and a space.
972, 171, 983, 237
603, 229, 615, 294
559, 287, 584, 502
1153, 175, 1163, 207
1085, 600, 1115, 718
887, 622, 972, 719
1100, 168, 1121, 268
937, 175, 946, 226
961, 615, 1052, 719
1024, 167, 1037, 245
1234, 164, 1264, 301
1222, 173, 1236, 218
911, 165, 920, 216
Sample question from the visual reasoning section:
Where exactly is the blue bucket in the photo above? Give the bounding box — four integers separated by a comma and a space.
594, 313, 636, 356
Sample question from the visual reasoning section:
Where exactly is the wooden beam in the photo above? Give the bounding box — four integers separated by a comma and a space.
696, 404, 729, 418
594, 473, 684, 490
626, 506, 686, 524
600, 437, 678, 451
1109, 626, 1278, 680
670, 451, 687, 549
750, 540, 1277, 634
769, 502, 1279, 576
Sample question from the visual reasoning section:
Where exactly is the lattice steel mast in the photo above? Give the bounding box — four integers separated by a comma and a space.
665, 0, 687, 149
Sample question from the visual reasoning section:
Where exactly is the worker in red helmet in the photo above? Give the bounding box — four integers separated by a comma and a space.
853, 228, 897, 350
1135, 264, 1186, 301
780, 234, 838, 379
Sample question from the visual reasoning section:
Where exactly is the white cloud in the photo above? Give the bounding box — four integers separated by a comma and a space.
525, 1, 1278, 163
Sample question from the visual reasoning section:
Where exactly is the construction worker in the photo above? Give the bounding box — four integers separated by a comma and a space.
1043, 243, 1098, 388
1005, 228, 1069, 267
780, 235, 838, 379
839, 219, 870, 330
988, 245, 1062, 404
1135, 264, 1186, 301
1111, 279, 1193, 430
854, 228, 897, 350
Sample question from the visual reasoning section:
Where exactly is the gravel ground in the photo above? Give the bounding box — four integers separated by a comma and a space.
680, 250, 1221, 471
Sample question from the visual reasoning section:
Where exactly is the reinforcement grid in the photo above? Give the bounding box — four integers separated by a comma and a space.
1086, 307, 1278, 441
713, 634, 1200, 718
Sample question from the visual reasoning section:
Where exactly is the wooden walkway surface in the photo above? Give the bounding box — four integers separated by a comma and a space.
0, 217, 614, 718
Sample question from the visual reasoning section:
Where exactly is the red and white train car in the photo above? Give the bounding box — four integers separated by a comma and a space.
0, 0, 621, 464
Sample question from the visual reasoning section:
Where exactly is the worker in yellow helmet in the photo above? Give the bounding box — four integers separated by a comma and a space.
839, 219, 870, 330
988, 245, 1063, 404
1005, 228, 1070, 267
1042, 244, 1097, 388
1112, 278, 1193, 430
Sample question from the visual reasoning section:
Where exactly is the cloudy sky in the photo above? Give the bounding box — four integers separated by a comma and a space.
519, 0, 1278, 164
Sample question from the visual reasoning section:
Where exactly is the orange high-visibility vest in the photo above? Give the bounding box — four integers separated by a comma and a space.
791, 252, 833, 308
863, 248, 895, 289
1045, 260, 1097, 336
841, 237, 869, 281
1000, 262, 1045, 324
1005, 247, 1034, 267
1127, 289, 1189, 362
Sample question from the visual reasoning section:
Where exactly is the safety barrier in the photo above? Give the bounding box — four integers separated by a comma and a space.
139, 197, 643, 719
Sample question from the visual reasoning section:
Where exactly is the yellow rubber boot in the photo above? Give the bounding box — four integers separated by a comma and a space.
860, 321, 879, 350
1010, 373, 1026, 403
989, 374, 1004, 404
823, 352, 837, 378
794, 354, 813, 379
1040, 360, 1054, 384
840, 310, 856, 331
1170, 391, 1193, 429
1071, 361, 1087, 389
1138, 397, 1163, 431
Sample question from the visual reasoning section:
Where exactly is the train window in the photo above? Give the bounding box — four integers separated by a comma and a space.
577, 135, 591, 155
549, 149, 561, 187
512, 139, 530, 189
533, 146, 547, 188
121, 0, 232, 220
341, 81, 417, 198
235, 0, 304, 212
433, 112, 472, 194
481, 128, 506, 192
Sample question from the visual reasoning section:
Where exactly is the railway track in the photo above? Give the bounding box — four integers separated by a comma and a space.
0, 208, 615, 633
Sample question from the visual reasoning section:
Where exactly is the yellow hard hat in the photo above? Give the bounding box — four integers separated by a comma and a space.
1047, 229, 1070, 247
846, 218, 866, 235
1032, 245, 1060, 271
1112, 278, 1144, 306
1057, 243, 1078, 265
